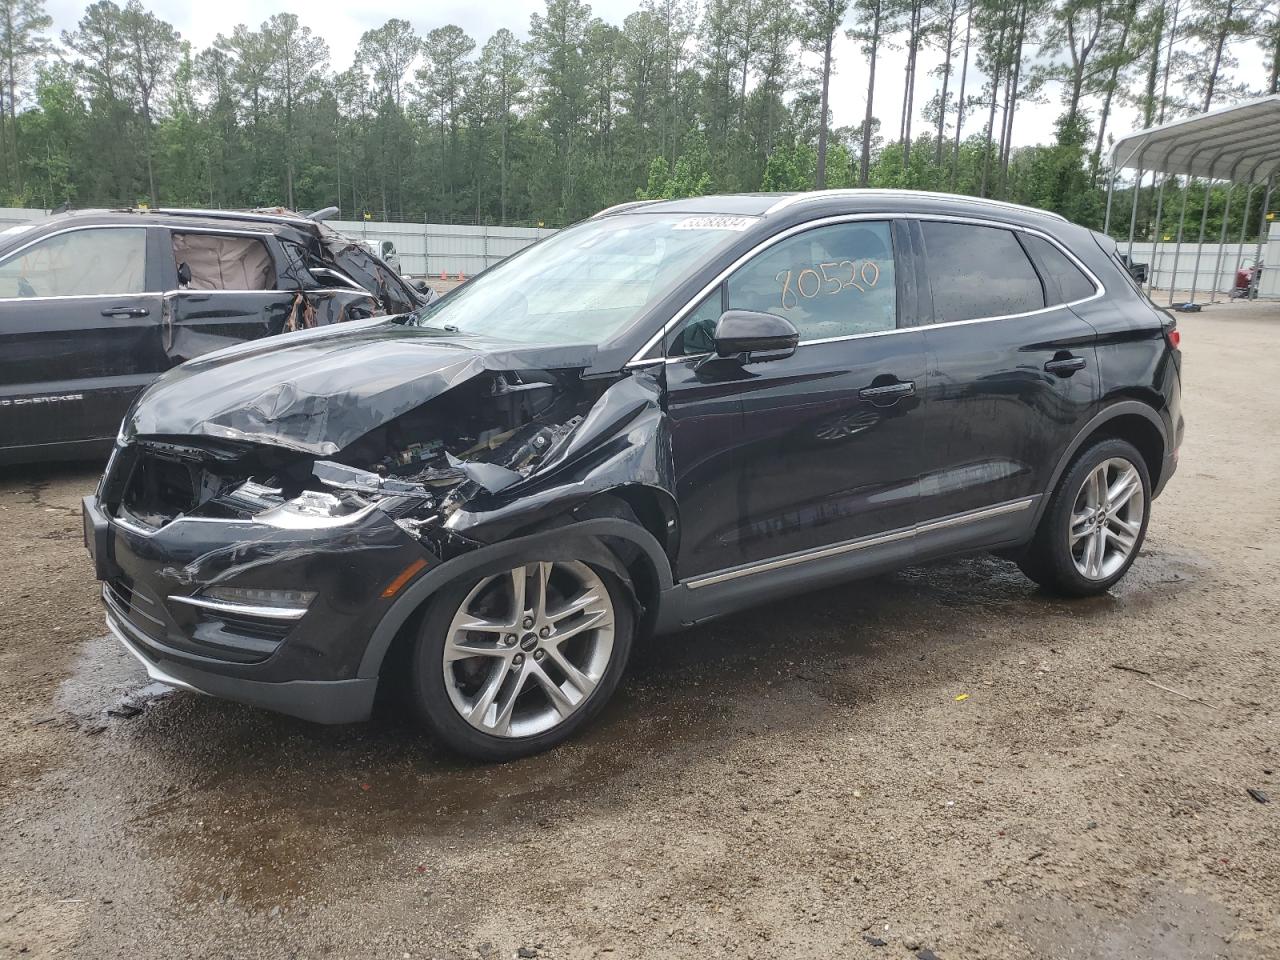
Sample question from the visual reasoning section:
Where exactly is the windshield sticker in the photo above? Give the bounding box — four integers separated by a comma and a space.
673, 216, 758, 232
775, 259, 882, 310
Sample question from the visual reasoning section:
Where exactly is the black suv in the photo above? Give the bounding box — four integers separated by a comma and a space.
0, 207, 424, 464
83, 191, 1183, 760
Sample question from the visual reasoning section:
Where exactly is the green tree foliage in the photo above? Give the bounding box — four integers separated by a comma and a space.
0, 0, 1268, 238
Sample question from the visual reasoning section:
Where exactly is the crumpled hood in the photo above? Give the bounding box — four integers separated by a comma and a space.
124, 319, 597, 456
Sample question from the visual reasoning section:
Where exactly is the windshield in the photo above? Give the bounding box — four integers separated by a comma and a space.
409, 213, 754, 344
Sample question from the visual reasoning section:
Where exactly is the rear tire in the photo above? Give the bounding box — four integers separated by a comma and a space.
410, 556, 634, 761
1018, 438, 1151, 597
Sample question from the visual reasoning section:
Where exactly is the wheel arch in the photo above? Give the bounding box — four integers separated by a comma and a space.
358, 517, 674, 682
1033, 401, 1168, 528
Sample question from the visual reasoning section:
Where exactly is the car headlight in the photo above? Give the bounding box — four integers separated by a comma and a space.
256, 490, 371, 528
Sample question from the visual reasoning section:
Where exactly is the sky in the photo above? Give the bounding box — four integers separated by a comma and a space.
43, 0, 1271, 160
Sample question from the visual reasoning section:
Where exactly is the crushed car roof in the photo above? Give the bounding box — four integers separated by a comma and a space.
8, 207, 325, 238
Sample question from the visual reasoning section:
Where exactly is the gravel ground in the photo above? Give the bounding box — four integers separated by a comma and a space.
2, 304, 1278, 960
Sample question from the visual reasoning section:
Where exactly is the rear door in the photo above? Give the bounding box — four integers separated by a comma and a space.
0, 225, 164, 453
663, 218, 926, 579
913, 218, 1100, 536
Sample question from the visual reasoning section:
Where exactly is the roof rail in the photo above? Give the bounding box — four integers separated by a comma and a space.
145, 207, 312, 226
591, 199, 663, 219
763, 189, 1068, 223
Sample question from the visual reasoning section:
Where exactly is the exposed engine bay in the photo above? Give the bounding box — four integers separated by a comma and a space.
105, 364, 647, 561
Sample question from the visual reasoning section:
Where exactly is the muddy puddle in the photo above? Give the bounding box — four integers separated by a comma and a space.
41, 549, 1205, 916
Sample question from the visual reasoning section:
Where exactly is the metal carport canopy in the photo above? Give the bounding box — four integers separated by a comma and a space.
1110, 95, 1280, 182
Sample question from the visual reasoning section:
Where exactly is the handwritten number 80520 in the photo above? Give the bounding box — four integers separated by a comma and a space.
775, 259, 880, 310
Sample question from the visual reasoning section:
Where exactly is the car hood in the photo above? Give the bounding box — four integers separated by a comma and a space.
124, 319, 597, 456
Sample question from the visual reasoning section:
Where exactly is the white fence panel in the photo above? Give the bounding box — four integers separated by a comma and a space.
330, 220, 557, 278
1125, 242, 1244, 296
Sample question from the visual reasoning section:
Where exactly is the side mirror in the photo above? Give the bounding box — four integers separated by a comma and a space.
176, 262, 192, 287
712, 310, 799, 363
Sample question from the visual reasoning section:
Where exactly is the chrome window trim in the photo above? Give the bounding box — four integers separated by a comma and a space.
684, 496, 1036, 589
591, 199, 665, 218
0, 223, 152, 302
625, 212, 1104, 368
763, 189, 1069, 222
305, 266, 366, 292
165, 224, 274, 238
168, 288, 290, 297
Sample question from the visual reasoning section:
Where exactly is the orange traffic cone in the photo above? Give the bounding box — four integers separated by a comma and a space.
456, 272, 466, 282
439, 271, 447, 281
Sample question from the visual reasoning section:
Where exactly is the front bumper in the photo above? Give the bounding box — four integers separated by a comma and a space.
106, 604, 377, 723
83, 491, 430, 724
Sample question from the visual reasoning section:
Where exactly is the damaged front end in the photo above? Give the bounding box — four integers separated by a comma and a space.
91, 329, 674, 697
107, 365, 669, 559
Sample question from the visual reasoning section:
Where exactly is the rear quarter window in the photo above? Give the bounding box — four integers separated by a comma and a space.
921, 221, 1045, 322
1020, 234, 1096, 304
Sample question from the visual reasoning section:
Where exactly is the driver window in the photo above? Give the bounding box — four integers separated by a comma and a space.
0, 227, 147, 299
727, 221, 896, 340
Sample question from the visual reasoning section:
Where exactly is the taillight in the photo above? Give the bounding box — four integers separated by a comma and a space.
1166, 328, 1181, 350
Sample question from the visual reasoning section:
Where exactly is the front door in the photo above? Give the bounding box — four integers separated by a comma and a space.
0, 225, 162, 453
663, 218, 926, 580
163, 229, 380, 363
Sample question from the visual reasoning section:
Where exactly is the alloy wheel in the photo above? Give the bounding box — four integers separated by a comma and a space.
441, 561, 616, 738
1069, 456, 1146, 581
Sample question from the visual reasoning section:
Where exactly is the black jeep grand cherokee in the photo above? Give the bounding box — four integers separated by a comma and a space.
0, 206, 424, 464
84, 190, 1183, 760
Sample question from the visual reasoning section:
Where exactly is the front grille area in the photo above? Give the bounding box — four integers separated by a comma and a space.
104, 575, 166, 643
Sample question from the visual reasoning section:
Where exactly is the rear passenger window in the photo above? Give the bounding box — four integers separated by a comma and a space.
922, 221, 1044, 322
726, 221, 896, 341
1020, 234, 1096, 304
173, 232, 276, 291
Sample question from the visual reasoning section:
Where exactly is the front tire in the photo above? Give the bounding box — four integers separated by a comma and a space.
1018, 438, 1151, 597
410, 558, 634, 761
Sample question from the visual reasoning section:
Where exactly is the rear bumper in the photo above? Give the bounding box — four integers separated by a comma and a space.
1153, 447, 1178, 498
106, 603, 377, 724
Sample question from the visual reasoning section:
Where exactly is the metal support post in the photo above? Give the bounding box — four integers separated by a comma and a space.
1126, 169, 1144, 264
1250, 176, 1274, 299
1209, 182, 1235, 303
1168, 177, 1192, 306
1149, 178, 1167, 295
1103, 169, 1118, 235
1188, 178, 1215, 304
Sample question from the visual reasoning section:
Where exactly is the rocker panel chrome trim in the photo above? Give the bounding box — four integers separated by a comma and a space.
684, 497, 1036, 590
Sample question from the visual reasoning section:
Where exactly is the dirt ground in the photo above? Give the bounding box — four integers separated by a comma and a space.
2, 303, 1278, 960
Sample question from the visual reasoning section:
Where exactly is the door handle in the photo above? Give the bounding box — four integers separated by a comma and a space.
858, 380, 916, 403
1044, 355, 1087, 376
102, 306, 150, 319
